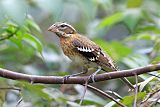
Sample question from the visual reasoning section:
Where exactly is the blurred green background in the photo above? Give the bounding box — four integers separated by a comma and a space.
0, 0, 160, 107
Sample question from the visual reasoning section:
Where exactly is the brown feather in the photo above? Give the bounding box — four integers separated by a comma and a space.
71, 34, 118, 71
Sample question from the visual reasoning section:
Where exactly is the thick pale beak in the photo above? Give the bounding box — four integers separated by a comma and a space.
48, 25, 58, 32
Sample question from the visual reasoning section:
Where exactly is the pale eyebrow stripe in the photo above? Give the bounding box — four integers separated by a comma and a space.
60, 23, 76, 31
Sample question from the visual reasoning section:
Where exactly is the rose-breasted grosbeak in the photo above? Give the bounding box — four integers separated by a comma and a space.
48, 22, 134, 90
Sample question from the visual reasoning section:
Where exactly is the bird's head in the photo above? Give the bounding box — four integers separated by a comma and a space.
48, 22, 76, 38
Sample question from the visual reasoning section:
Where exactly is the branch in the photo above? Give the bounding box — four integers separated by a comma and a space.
86, 85, 127, 107
0, 27, 19, 41
0, 63, 160, 84
0, 87, 21, 91
15, 97, 23, 107
134, 74, 138, 107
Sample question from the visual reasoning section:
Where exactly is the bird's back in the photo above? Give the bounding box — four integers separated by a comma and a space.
60, 33, 118, 72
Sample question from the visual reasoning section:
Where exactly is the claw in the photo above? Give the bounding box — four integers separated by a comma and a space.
63, 75, 71, 83
63, 66, 89, 84
89, 66, 101, 83
88, 73, 96, 82
91, 73, 96, 82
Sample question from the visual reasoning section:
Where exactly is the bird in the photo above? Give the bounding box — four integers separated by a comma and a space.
48, 22, 134, 90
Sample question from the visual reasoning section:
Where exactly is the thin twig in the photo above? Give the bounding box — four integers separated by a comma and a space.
148, 96, 160, 106
105, 90, 122, 99
79, 79, 88, 106
154, 96, 160, 105
0, 87, 21, 91
0, 27, 19, 41
15, 97, 23, 107
85, 85, 127, 107
134, 74, 138, 107
141, 89, 160, 104
147, 73, 160, 78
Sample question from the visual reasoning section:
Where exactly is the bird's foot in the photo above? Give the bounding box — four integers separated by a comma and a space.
63, 75, 72, 84
89, 73, 97, 83
89, 66, 102, 83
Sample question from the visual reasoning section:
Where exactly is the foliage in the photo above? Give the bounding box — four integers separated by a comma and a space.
0, 0, 160, 107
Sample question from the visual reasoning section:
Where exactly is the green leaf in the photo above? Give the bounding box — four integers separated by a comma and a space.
97, 12, 124, 29
19, 82, 52, 101
26, 19, 41, 32
0, 24, 19, 41
23, 33, 43, 53
9, 27, 30, 48
127, 0, 143, 8
154, 39, 160, 52
139, 76, 155, 91
124, 34, 156, 42
113, 92, 146, 107
137, 34, 156, 40
151, 56, 160, 64
123, 10, 141, 32
122, 54, 149, 68
137, 25, 160, 34
9, 35, 23, 48
6, 22, 18, 33
7, 21, 18, 28
122, 92, 146, 106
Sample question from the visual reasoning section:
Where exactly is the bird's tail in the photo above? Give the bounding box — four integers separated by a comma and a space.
120, 77, 135, 90
113, 66, 135, 90
101, 57, 135, 90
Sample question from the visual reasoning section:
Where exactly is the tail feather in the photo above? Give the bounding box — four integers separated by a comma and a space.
100, 56, 135, 90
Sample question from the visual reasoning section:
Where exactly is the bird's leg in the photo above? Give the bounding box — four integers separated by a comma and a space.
89, 66, 101, 82
63, 66, 88, 83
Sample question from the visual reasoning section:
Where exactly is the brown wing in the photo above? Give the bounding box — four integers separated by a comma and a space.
72, 38, 100, 62
72, 35, 118, 71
